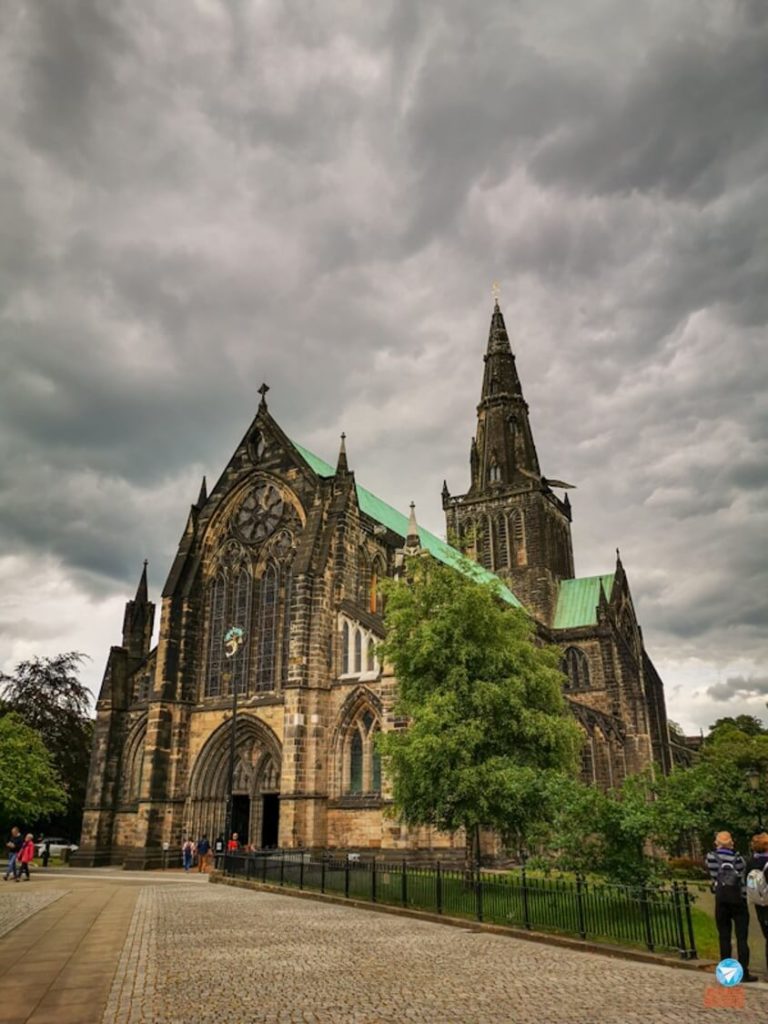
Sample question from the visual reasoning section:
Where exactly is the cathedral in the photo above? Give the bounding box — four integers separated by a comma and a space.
76, 302, 673, 867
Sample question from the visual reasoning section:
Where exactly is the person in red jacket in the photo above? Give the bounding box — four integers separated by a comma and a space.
16, 834, 35, 882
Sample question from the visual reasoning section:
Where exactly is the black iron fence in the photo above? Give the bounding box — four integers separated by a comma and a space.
221, 851, 697, 959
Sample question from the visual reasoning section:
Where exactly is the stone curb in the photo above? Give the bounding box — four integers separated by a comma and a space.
209, 871, 716, 974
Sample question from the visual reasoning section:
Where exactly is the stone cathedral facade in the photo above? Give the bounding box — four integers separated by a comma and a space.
77, 303, 672, 867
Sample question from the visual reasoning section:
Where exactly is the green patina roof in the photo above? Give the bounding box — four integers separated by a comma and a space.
553, 573, 615, 629
292, 441, 521, 607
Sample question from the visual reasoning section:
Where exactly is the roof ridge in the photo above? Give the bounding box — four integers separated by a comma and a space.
291, 439, 521, 607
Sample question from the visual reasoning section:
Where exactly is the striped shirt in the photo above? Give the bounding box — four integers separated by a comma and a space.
706, 847, 747, 901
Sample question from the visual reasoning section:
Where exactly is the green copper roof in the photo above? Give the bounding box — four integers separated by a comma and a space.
292, 441, 521, 607
553, 574, 615, 629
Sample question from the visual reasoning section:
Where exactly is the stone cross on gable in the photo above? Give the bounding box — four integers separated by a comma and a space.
258, 382, 270, 408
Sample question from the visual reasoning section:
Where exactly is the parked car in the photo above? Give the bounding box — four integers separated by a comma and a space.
35, 837, 79, 858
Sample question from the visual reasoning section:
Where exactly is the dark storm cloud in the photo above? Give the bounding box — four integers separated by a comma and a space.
708, 676, 768, 703
0, 0, 766, 720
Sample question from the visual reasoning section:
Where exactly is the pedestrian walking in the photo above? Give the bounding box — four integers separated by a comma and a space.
746, 831, 768, 975
182, 837, 194, 872
3, 827, 22, 881
706, 830, 757, 981
16, 834, 35, 881
214, 834, 225, 870
196, 835, 211, 873
41, 839, 51, 869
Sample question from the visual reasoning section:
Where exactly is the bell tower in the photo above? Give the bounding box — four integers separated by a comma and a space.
443, 301, 575, 623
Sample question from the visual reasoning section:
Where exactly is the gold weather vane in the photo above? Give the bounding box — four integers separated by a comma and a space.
491, 281, 500, 303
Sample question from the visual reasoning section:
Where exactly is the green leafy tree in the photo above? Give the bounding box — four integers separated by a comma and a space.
0, 652, 93, 838
706, 715, 767, 741
653, 725, 768, 853
0, 714, 67, 828
377, 556, 582, 869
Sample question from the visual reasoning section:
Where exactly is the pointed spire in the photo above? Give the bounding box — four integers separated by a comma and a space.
196, 475, 208, 509
404, 502, 421, 554
135, 560, 148, 604
442, 479, 450, 500
336, 432, 348, 475
486, 300, 513, 357
615, 547, 623, 571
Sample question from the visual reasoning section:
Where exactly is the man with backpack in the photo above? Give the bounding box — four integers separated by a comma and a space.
706, 830, 757, 981
746, 831, 768, 975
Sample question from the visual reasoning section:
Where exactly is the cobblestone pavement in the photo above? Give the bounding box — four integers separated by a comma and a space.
105, 884, 768, 1024
0, 884, 66, 938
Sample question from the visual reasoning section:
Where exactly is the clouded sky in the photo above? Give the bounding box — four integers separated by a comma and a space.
1, 0, 766, 734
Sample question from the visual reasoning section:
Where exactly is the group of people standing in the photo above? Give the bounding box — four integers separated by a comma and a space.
706, 830, 768, 980
3, 828, 36, 882
179, 833, 246, 872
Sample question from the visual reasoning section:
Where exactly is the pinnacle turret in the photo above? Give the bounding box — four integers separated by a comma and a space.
196, 476, 208, 509
336, 432, 349, 475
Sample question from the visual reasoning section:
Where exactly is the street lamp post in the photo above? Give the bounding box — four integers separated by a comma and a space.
222, 626, 245, 848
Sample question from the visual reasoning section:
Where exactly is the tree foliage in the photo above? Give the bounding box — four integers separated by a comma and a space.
0, 652, 93, 837
0, 714, 67, 827
377, 556, 582, 864
653, 724, 768, 852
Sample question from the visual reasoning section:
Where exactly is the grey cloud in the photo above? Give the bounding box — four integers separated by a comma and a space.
707, 676, 768, 702
0, 0, 766, 730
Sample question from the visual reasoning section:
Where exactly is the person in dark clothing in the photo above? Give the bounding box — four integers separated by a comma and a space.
746, 831, 768, 974
705, 830, 757, 981
3, 828, 23, 881
196, 835, 211, 873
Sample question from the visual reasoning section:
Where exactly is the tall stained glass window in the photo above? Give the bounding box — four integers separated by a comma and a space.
349, 730, 363, 793
256, 564, 279, 691
231, 569, 251, 694
281, 568, 292, 688
206, 573, 226, 696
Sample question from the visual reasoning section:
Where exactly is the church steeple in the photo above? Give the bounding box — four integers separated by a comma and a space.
473, 300, 540, 492
443, 297, 574, 624
122, 560, 154, 660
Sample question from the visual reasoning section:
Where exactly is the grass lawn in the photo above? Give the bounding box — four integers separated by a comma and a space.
690, 906, 720, 961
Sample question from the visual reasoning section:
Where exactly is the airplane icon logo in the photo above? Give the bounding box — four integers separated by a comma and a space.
715, 958, 744, 987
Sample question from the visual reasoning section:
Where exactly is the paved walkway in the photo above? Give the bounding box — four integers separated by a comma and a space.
2, 870, 768, 1023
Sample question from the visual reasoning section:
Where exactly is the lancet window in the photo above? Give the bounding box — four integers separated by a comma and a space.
563, 646, 590, 691
343, 707, 382, 796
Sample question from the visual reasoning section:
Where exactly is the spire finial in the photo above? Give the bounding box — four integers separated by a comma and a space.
491, 281, 500, 307
404, 501, 421, 554
135, 560, 148, 604
336, 432, 349, 474
196, 475, 208, 509
258, 382, 270, 409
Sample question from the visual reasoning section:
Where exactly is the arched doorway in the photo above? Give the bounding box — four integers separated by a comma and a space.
187, 715, 282, 848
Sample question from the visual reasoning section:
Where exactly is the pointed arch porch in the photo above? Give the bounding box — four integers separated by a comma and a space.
186, 714, 282, 848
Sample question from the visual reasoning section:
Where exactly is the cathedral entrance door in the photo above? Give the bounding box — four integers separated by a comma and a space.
232, 794, 250, 844
261, 794, 279, 848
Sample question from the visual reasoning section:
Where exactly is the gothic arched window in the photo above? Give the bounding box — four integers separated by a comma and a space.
581, 732, 595, 784
256, 563, 279, 691
493, 514, 509, 569
206, 573, 226, 697
479, 516, 493, 570
357, 549, 370, 608
349, 730, 363, 794
281, 567, 292, 687
366, 636, 375, 673
354, 630, 362, 674
231, 569, 252, 694
341, 621, 350, 675
563, 647, 590, 690
510, 510, 526, 566
343, 706, 382, 796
